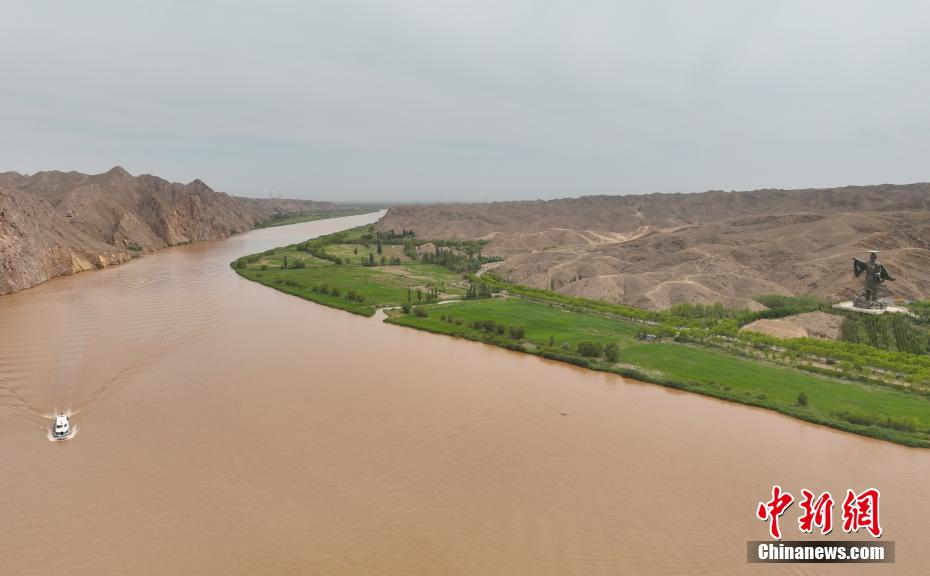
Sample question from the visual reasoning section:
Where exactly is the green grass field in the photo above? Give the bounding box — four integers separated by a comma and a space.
389, 298, 930, 446
235, 239, 465, 316
234, 227, 930, 447
390, 298, 640, 344
326, 243, 408, 262
256, 208, 378, 228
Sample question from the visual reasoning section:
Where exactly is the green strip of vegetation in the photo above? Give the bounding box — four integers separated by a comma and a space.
482, 273, 930, 388
255, 207, 381, 228
388, 298, 930, 447
234, 225, 467, 316
233, 224, 930, 447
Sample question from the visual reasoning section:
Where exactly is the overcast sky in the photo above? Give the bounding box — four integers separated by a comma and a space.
2, 1, 929, 201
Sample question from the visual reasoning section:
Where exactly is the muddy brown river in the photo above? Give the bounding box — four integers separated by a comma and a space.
1, 212, 927, 575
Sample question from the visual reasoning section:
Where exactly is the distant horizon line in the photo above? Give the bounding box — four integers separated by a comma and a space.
6, 164, 930, 206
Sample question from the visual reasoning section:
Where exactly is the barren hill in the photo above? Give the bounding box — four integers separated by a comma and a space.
377, 184, 930, 310
0, 167, 334, 294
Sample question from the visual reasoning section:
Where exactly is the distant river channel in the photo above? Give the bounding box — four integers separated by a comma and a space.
1, 212, 928, 575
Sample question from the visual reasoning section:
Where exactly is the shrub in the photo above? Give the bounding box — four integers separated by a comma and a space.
797, 391, 808, 406
401, 302, 412, 314
413, 307, 428, 317
834, 411, 918, 433
604, 343, 619, 362
576, 341, 603, 358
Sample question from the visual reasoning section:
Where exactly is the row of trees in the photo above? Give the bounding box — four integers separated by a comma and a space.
468, 319, 526, 340
361, 252, 401, 267
354, 228, 415, 251
306, 283, 364, 302
420, 249, 484, 273
574, 341, 619, 361
464, 280, 493, 299
840, 314, 927, 355
736, 329, 930, 386
408, 286, 439, 303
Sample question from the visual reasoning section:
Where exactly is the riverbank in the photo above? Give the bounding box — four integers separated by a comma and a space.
232, 225, 930, 447
0, 167, 343, 295
13, 210, 930, 575
255, 207, 383, 228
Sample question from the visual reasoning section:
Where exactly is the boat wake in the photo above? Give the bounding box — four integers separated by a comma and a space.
47, 425, 78, 442
44, 409, 79, 442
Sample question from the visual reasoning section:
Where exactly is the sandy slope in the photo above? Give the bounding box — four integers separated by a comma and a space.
741, 311, 844, 340
377, 184, 930, 309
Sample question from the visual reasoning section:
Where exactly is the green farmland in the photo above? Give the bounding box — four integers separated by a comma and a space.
234, 231, 465, 316
234, 225, 930, 447
390, 298, 930, 446
255, 207, 379, 228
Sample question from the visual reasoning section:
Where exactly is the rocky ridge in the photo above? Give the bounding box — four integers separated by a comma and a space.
0, 167, 334, 294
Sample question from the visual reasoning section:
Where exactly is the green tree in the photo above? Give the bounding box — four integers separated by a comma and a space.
576, 341, 603, 358
604, 343, 619, 362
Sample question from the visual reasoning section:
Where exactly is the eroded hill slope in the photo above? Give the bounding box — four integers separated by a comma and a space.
0, 167, 334, 293
377, 185, 930, 309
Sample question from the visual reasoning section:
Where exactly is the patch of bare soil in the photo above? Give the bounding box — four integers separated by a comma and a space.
741, 311, 843, 340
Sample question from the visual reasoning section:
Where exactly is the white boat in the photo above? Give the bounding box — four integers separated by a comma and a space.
52, 415, 72, 440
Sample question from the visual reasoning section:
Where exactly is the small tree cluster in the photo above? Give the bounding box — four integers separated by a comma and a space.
439, 314, 465, 326
465, 281, 492, 299
469, 319, 526, 340
344, 290, 365, 303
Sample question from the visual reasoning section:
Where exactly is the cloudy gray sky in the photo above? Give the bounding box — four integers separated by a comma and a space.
2, 1, 929, 201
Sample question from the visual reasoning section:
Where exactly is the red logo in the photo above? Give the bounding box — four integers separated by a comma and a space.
842, 488, 882, 538
798, 489, 834, 535
756, 486, 881, 540
756, 485, 794, 540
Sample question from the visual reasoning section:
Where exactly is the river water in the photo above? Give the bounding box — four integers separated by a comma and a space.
0, 212, 927, 575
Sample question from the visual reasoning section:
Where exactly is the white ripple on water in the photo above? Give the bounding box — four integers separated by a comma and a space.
0, 249, 227, 428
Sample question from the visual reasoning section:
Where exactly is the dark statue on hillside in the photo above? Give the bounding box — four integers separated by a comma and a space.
853, 251, 895, 309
